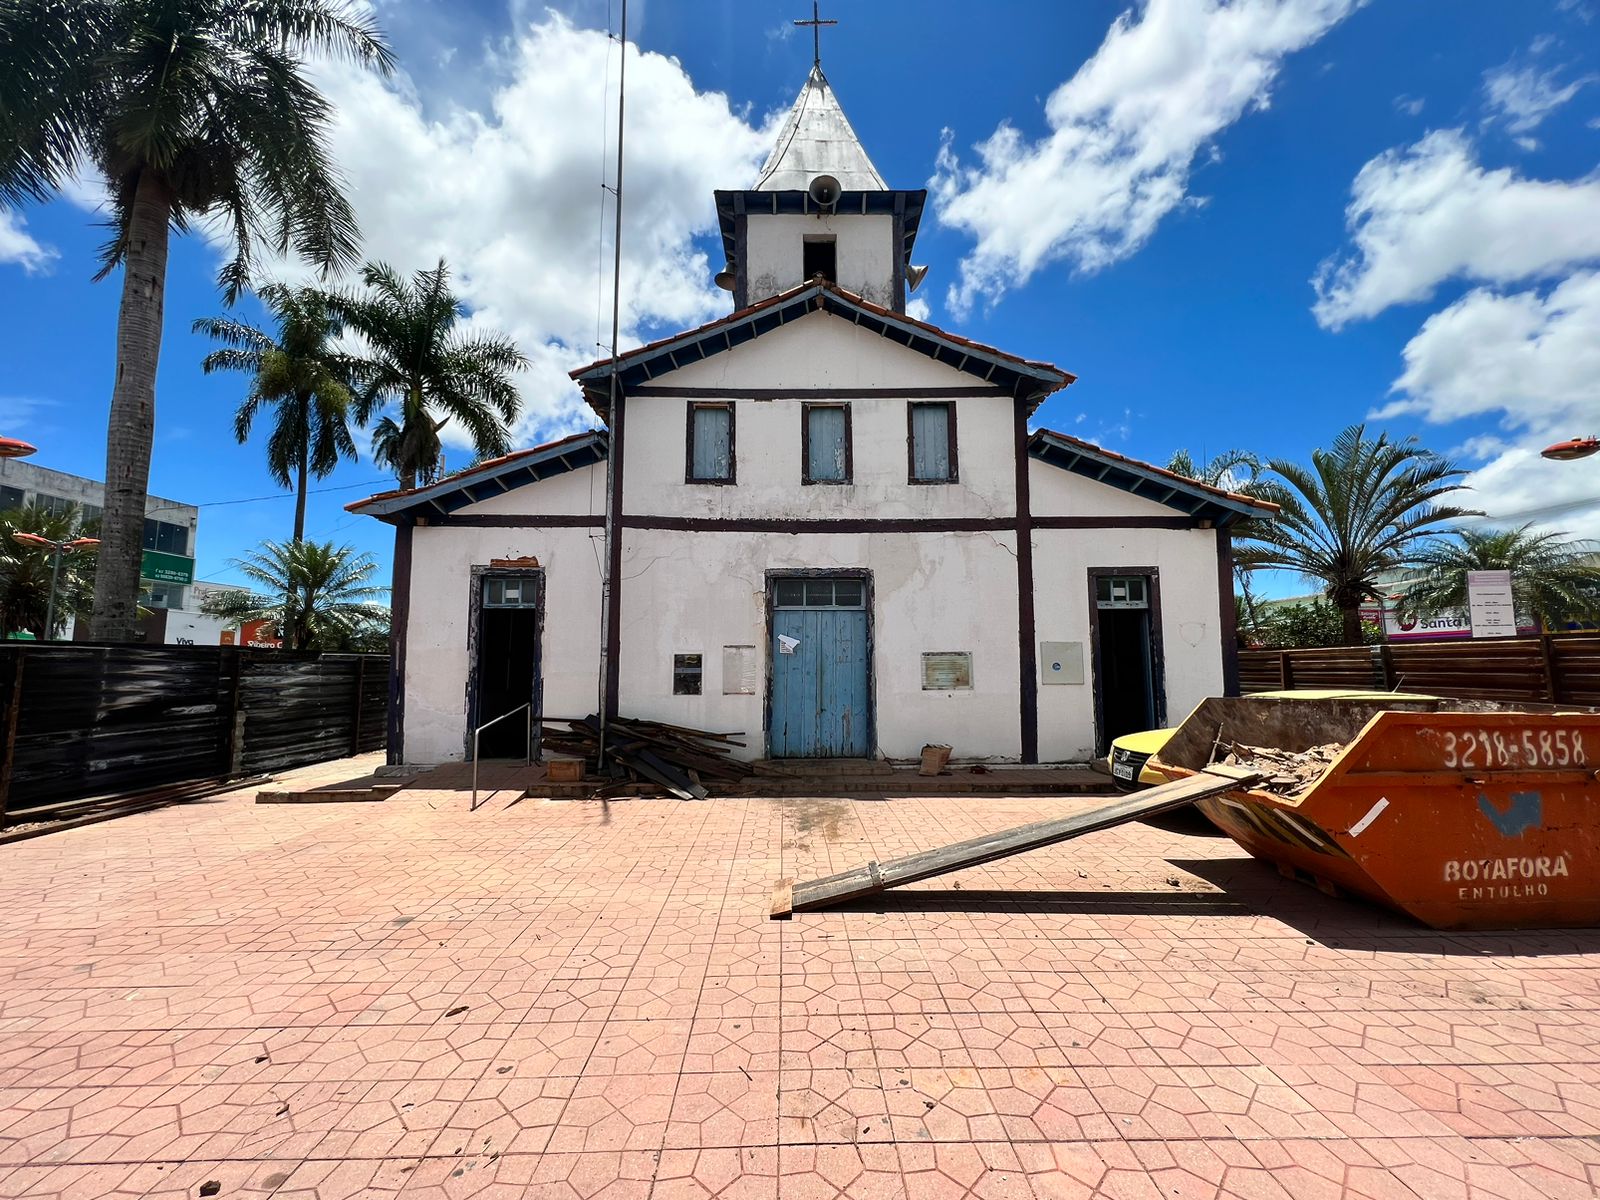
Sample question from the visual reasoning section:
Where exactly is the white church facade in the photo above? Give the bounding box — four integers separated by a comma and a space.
351, 66, 1274, 767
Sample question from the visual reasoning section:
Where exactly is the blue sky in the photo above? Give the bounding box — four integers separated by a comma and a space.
2, 0, 1598, 595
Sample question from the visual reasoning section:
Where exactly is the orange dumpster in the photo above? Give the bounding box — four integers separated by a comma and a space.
1151, 697, 1600, 930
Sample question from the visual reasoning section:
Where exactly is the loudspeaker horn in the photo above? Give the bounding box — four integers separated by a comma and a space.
713, 262, 736, 292
906, 264, 930, 292
808, 174, 842, 211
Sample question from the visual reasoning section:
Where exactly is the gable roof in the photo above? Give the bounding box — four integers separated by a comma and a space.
757, 65, 886, 192
346, 430, 606, 523
572, 280, 1075, 415
1029, 430, 1279, 527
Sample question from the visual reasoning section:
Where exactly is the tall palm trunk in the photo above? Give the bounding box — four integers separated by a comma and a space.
91, 171, 171, 641
293, 395, 310, 543
1340, 604, 1364, 646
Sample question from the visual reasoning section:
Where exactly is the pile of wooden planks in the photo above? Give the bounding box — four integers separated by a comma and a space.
539, 716, 746, 799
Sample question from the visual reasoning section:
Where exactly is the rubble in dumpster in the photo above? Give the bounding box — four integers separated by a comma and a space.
1217, 742, 1343, 795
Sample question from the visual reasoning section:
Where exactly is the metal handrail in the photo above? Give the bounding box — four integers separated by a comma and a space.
471, 702, 533, 812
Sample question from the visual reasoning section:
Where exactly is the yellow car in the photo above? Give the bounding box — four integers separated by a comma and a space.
1107, 689, 1439, 791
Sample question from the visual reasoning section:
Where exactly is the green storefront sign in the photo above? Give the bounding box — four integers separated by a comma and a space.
141, 549, 195, 585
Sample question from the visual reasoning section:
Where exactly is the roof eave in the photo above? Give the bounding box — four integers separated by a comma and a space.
572, 281, 1073, 414
1028, 430, 1278, 527
347, 431, 609, 523
713, 188, 927, 267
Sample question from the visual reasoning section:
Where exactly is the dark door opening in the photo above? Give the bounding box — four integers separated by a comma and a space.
472, 573, 541, 759
1090, 572, 1162, 756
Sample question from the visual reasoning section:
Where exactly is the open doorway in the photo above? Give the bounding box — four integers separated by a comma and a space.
468, 569, 542, 760
1088, 570, 1164, 756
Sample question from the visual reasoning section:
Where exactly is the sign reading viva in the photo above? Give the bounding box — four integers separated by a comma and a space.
1467, 570, 1516, 639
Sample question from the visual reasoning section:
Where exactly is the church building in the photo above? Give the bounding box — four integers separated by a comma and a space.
350, 63, 1274, 768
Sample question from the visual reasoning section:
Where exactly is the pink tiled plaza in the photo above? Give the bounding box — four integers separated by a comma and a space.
2, 764, 1598, 1199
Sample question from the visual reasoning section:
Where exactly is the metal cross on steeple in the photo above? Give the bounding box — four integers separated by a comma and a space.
793, 1, 837, 68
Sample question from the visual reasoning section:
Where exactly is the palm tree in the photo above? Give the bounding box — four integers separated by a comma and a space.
1396, 525, 1600, 631
0, 1, 394, 641
195, 284, 357, 542
332, 260, 527, 490
0, 503, 98, 638
1237, 424, 1480, 645
199, 539, 386, 651
1168, 447, 1269, 634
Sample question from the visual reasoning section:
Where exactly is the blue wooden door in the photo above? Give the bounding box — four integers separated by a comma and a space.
770, 578, 871, 757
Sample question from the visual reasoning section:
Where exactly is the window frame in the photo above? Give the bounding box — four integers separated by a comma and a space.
802, 236, 837, 284
672, 653, 704, 696
684, 401, 736, 485
906, 401, 960, 485
800, 402, 853, 486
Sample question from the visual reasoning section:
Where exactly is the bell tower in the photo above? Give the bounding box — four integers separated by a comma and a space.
713, 20, 927, 313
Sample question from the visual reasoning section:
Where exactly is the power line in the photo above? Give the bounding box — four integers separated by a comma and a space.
145, 478, 392, 516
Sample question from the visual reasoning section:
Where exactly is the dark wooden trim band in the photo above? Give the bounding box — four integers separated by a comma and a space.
433, 514, 1198, 532
604, 396, 625, 721
429, 514, 604, 528
386, 520, 413, 766
1217, 530, 1240, 696
1014, 407, 1038, 763
1032, 515, 1196, 530
620, 515, 1015, 533
629, 386, 1006, 399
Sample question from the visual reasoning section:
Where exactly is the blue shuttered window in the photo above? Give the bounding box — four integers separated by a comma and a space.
804, 405, 850, 483
687, 404, 734, 483
909, 402, 957, 483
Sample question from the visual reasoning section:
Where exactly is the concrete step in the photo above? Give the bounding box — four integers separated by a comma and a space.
749, 758, 894, 777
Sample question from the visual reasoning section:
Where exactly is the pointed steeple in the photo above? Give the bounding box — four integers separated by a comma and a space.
755, 65, 886, 192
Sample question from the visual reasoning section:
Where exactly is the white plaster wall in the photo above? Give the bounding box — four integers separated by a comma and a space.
1028, 456, 1184, 518
1032, 527, 1224, 762
405, 522, 603, 764
662, 311, 981, 391
745, 212, 896, 307
453, 461, 605, 517
626, 316, 1016, 520
615, 528, 1022, 761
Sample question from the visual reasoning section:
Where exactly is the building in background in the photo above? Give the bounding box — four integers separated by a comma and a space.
0, 458, 200, 640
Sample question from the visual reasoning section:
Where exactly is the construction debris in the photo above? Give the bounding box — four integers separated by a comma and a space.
539, 716, 746, 800
1217, 742, 1343, 794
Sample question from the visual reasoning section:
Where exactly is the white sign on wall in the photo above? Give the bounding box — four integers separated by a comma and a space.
722, 645, 757, 695
1467, 570, 1517, 639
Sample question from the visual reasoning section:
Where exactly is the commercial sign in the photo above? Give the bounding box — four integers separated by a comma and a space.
1467, 570, 1518, 638
141, 549, 195, 585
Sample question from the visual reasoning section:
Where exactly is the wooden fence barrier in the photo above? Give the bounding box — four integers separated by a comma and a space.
1237, 634, 1600, 706
0, 643, 387, 819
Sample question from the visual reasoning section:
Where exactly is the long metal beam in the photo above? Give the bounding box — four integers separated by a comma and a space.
771, 767, 1262, 918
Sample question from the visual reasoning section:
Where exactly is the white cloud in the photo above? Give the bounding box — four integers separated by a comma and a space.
256, 13, 772, 451
1483, 59, 1589, 134
930, 0, 1364, 314
0, 210, 57, 274
1312, 130, 1600, 327
1377, 273, 1600, 530
1393, 94, 1425, 116
904, 296, 931, 322
1379, 271, 1600, 428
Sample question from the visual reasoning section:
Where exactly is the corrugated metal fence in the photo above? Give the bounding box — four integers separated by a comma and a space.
0, 644, 387, 817
1239, 634, 1600, 705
